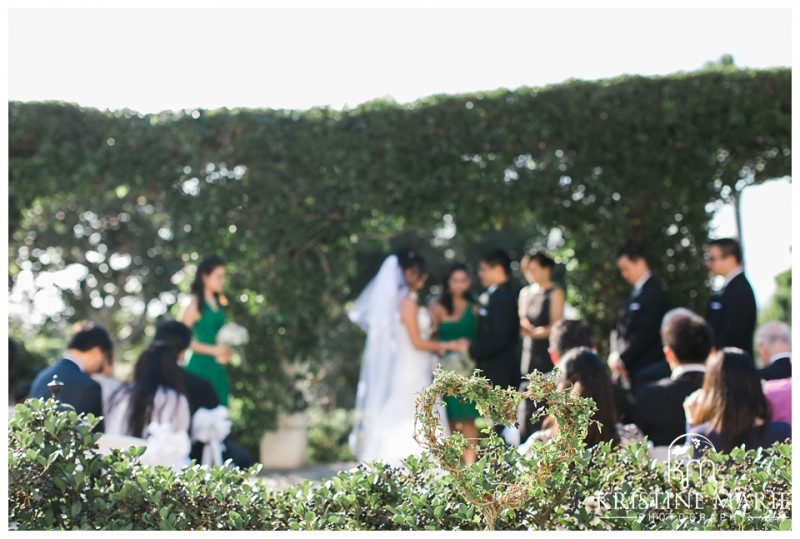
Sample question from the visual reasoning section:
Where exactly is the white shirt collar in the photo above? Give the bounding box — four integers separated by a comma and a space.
723, 266, 744, 288
63, 353, 85, 373
670, 363, 706, 380
487, 284, 499, 295
634, 271, 652, 292
769, 353, 791, 366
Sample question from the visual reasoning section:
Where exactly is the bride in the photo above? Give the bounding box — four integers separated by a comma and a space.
349, 248, 457, 465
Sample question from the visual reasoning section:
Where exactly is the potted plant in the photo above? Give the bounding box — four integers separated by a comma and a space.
259, 368, 310, 470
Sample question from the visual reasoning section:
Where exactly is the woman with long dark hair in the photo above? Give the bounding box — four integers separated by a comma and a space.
685, 348, 791, 452
520, 348, 644, 454
105, 341, 190, 438
430, 263, 480, 464
180, 255, 232, 405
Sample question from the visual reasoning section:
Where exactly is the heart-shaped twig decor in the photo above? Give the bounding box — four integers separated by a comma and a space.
414, 366, 597, 530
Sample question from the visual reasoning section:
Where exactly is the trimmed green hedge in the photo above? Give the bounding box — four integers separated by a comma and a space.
9, 396, 791, 530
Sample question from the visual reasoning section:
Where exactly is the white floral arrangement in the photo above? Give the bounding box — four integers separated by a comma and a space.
216, 322, 250, 347
438, 350, 476, 378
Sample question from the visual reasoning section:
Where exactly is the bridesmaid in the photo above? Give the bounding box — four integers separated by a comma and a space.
517, 250, 565, 443
518, 250, 565, 375
430, 263, 480, 465
180, 255, 232, 406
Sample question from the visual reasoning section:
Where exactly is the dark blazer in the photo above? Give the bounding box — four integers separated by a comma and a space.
29, 358, 104, 432
181, 368, 220, 416
705, 272, 757, 359
633, 369, 705, 447
469, 281, 521, 390
759, 355, 791, 381
611, 276, 670, 382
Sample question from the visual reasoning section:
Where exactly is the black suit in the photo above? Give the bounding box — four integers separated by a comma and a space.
611, 276, 669, 386
705, 272, 757, 358
633, 369, 705, 447
469, 281, 521, 390
29, 358, 104, 432
759, 355, 791, 381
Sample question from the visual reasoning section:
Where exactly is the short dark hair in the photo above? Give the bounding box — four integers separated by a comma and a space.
480, 249, 512, 276
708, 238, 742, 264
662, 315, 714, 364
549, 319, 594, 356
154, 320, 193, 355
523, 249, 556, 269
617, 243, 649, 264
67, 323, 113, 356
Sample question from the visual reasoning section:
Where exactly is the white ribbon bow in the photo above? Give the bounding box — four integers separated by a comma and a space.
140, 422, 191, 470
191, 406, 232, 467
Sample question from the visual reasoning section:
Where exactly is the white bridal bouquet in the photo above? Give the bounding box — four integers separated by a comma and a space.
216, 322, 250, 348
438, 350, 476, 378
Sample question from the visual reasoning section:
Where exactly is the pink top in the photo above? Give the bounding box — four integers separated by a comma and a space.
763, 378, 792, 424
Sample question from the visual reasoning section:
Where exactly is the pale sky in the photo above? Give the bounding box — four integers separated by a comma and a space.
5, 5, 794, 314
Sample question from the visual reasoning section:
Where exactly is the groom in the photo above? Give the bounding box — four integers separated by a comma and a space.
459, 249, 521, 392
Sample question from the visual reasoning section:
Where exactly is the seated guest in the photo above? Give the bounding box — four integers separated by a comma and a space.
154, 320, 254, 468
519, 347, 644, 456
633, 314, 713, 446
755, 321, 791, 381
634, 307, 698, 388
155, 320, 220, 415
547, 319, 594, 366
763, 377, 791, 424
29, 322, 112, 432
684, 348, 791, 452
546, 319, 634, 424
104, 342, 191, 439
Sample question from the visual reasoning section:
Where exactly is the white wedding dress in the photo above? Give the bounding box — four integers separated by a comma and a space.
349, 256, 438, 466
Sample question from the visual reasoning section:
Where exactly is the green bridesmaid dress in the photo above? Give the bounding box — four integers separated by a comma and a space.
438, 302, 481, 420
185, 301, 229, 405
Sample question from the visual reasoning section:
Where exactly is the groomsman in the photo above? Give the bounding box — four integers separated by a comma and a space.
704, 238, 757, 359
608, 244, 669, 391
29, 323, 113, 432
460, 249, 521, 391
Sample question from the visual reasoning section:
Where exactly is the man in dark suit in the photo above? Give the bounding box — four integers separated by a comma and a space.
608, 243, 670, 391
704, 238, 757, 359
29, 323, 113, 432
755, 321, 791, 381
460, 249, 521, 392
633, 313, 713, 447
154, 319, 253, 468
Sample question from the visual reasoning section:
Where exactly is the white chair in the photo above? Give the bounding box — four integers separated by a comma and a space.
191, 406, 232, 467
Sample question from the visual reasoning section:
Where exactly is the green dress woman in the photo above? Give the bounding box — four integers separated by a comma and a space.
181, 255, 232, 406
432, 263, 482, 465
185, 301, 229, 405
438, 303, 481, 420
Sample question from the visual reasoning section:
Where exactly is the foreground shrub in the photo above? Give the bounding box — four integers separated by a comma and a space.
9, 384, 792, 530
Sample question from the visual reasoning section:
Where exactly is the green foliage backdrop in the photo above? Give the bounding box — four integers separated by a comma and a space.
8, 66, 792, 448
